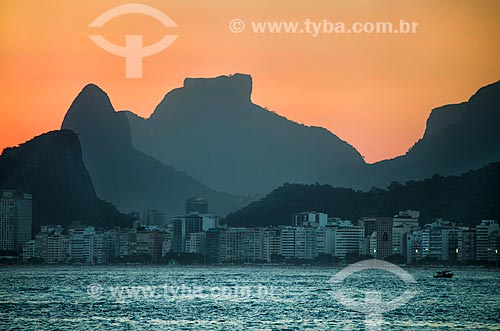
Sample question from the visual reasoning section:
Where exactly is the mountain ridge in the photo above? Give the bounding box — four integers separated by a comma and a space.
0, 130, 131, 228
126, 73, 365, 194
225, 161, 500, 228
62, 83, 249, 217
61, 75, 500, 213
320, 80, 500, 189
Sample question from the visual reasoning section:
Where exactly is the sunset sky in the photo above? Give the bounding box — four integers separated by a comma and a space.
1, 0, 499, 163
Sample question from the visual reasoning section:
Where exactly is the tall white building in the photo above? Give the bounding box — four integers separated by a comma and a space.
186, 232, 206, 254
406, 230, 423, 264
280, 227, 296, 258
279, 226, 317, 259
441, 227, 459, 261
46, 233, 70, 263
315, 227, 335, 255
392, 210, 420, 258
69, 226, 102, 263
262, 229, 280, 262
422, 226, 442, 260
0, 190, 32, 252
476, 220, 499, 261
116, 228, 136, 258
220, 228, 266, 262
332, 221, 364, 259
420, 219, 459, 261
294, 227, 317, 259
457, 227, 476, 262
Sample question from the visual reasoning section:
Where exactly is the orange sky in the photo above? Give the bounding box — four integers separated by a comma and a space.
1, 0, 499, 163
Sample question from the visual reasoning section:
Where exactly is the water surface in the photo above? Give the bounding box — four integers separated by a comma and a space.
0, 266, 499, 330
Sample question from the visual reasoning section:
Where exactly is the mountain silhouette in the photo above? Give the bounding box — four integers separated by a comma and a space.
0, 130, 131, 228
320, 80, 500, 189
61, 76, 500, 209
225, 161, 500, 228
125, 74, 365, 194
61, 84, 248, 217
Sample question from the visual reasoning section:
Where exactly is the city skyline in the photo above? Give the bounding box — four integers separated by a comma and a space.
3, 193, 498, 267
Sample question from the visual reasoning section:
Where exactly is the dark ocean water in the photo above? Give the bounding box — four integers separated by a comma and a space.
0, 266, 499, 330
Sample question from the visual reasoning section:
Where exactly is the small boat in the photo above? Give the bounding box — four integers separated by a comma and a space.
433, 270, 453, 278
